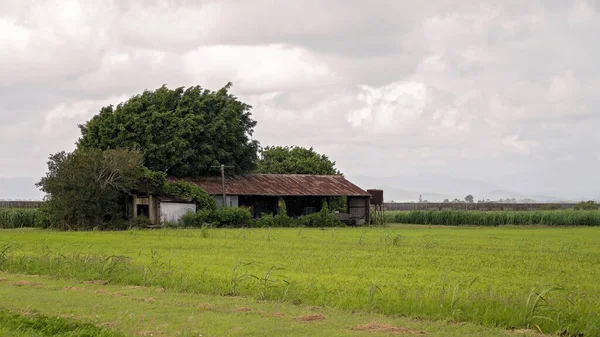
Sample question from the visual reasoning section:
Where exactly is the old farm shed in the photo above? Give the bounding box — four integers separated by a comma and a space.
181, 174, 372, 224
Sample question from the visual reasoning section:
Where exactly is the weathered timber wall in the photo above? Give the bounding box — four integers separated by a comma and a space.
0, 201, 44, 208
384, 202, 577, 211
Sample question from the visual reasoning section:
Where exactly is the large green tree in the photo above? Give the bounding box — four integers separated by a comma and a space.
36, 148, 147, 230
255, 146, 341, 175
77, 83, 259, 177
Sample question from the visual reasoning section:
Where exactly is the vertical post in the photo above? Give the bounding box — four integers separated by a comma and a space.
221, 164, 226, 208
365, 197, 370, 225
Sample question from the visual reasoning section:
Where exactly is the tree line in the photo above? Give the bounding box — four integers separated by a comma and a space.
37, 84, 341, 229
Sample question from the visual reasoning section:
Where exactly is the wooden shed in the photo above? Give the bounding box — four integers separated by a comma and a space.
176, 174, 372, 224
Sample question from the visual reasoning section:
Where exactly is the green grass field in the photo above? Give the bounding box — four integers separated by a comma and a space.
1, 225, 599, 336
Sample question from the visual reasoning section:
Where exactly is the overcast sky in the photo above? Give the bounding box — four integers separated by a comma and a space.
1, 0, 599, 199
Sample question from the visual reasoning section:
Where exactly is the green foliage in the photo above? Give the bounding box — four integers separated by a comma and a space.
255, 145, 341, 175
164, 180, 216, 211
129, 216, 151, 228
253, 213, 276, 227
36, 148, 146, 230
0, 208, 45, 229
274, 198, 293, 227
574, 200, 599, 210
180, 209, 211, 227
0, 309, 125, 337
209, 207, 253, 227
390, 210, 600, 226
77, 83, 259, 177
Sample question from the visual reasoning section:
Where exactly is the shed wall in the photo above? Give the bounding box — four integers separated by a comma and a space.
160, 202, 196, 224
214, 196, 239, 208
348, 197, 367, 217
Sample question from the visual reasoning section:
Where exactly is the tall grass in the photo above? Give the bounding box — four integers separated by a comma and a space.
0, 208, 44, 228
389, 210, 600, 226
1, 227, 599, 335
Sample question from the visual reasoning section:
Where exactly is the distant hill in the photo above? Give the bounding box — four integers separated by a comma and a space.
349, 173, 576, 203
0, 178, 44, 200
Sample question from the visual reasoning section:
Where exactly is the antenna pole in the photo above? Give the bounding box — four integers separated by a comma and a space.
221, 164, 226, 205
211, 164, 234, 208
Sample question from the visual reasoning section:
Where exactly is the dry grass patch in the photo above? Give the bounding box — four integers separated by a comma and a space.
62, 286, 82, 291
352, 322, 425, 335
295, 314, 326, 322
85, 280, 109, 285
232, 307, 251, 312
13, 280, 42, 287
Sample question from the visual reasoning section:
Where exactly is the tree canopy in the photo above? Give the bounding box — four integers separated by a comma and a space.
36, 148, 146, 229
77, 83, 259, 177
255, 146, 341, 175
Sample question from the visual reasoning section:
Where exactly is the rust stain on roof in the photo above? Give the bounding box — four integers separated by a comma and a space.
172, 174, 371, 197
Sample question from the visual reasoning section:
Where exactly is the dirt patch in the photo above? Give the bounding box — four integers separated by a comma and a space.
232, 307, 251, 313
63, 286, 82, 291
273, 312, 285, 317
229, 327, 243, 333
141, 297, 156, 302
112, 292, 127, 297
352, 323, 424, 335
126, 285, 144, 289
308, 306, 322, 311
197, 303, 214, 310
13, 280, 42, 287
155, 287, 165, 292
0, 278, 8, 282
95, 289, 111, 294
85, 280, 109, 285
295, 314, 326, 322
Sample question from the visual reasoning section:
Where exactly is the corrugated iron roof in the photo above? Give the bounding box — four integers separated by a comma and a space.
172, 174, 371, 197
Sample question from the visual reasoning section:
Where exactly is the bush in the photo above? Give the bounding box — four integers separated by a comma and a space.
253, 213, 276, 228
180, 210, 211, 227
209, 207, 252, 227
164, 181, 216, 211
574, 201, 599, 210
128, 216, 151, 228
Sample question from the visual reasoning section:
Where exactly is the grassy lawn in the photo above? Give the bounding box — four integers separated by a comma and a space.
0, 272, 540, 337
1, 225, 599, 335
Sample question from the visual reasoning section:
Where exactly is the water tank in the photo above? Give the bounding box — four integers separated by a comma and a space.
367, 189, 384, 205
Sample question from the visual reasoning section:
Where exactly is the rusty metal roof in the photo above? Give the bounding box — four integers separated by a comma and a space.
172, 174, 371, 197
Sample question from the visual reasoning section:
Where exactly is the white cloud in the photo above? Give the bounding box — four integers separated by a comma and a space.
0, 0, 599, 198
348, 81, 427, 132
547, 71, 578, 102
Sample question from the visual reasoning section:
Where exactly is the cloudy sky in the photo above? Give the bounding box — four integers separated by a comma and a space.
1, 0, 599, 199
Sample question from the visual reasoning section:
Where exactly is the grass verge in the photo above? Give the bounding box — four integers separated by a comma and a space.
0, 272, 543, 337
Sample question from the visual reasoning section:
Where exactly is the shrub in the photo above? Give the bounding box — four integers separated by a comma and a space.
180, 210, 211, 227
209, 207, 252, 227
574, 201, 599, 210
129, 216, 151, 228
164, 181, 216, 211
253, 213, 276, 228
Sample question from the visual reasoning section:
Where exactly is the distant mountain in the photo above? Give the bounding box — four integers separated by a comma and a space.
349, 173, 571, 203
0, 178, 43, 200
485, 190, 560, 202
